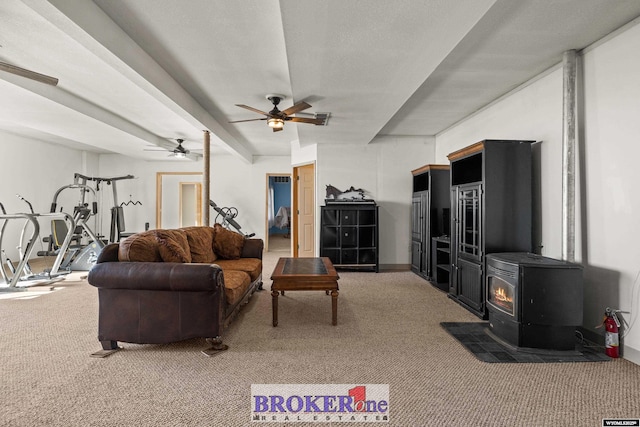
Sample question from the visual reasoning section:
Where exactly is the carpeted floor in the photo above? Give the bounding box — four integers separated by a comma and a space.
267, 233, 291, 253
1, 250, 640, 426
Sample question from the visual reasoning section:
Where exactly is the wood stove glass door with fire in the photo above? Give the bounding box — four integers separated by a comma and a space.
487, 274, 515, 317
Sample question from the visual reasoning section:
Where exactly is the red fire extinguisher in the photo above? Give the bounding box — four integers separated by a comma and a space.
603, 307, 621, 358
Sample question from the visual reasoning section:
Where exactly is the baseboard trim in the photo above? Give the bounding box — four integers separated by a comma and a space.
379, 264, 411, 272
622, 344, 640, 366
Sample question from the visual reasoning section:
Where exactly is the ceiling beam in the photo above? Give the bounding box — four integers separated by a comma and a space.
21, 0, 253, 163
0, 70, 201, 161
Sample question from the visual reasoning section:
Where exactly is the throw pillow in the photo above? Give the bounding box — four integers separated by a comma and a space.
181, 226, 217, 263
153, 229, 192, 263
212, 223, 245, 260
118, 230, 162, 262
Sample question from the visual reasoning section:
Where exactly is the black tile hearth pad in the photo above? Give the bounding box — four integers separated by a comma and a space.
441, 322, 611, 363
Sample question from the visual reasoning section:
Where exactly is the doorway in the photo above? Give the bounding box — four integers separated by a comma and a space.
265, 174, 291, 254
156, 172, 202, 229
179, 182, 202, 227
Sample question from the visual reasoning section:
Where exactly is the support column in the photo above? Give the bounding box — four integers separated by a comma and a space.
562, 50, 577, 262
203, 130, 211, 226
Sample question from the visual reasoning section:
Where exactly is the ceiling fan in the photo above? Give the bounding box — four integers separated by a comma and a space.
229, 94, 324, 132
170, 139, 189, 158
144, 139, 190, 158
0, 61, 59, 86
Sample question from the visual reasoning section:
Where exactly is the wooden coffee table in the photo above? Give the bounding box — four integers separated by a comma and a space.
270, 257, 340, 326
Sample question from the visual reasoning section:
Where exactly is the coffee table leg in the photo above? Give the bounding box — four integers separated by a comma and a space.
331, 289, 338, 325
271, 290, 279, 327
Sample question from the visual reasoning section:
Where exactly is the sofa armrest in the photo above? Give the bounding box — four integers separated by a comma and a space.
88, 262, 224, 292
96, 243, 119, 263
242, 238, 264, 259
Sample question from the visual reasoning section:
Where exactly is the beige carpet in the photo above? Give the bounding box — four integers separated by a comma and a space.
267, 233, 292, 253
1, 251, 639, 426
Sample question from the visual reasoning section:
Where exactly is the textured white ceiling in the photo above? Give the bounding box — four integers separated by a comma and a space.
1, 0, 640, 162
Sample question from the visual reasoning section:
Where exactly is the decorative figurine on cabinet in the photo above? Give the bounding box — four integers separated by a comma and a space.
325, 184, 374, 204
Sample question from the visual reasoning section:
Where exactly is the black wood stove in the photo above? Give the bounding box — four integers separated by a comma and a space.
486, 253, 583, 351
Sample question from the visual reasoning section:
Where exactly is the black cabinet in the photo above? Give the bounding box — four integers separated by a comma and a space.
320, 204, 378, 272
411, 192, 428, 273
431, 236, 451, 291
448, 140, 535, 318
410, 165, 450, 284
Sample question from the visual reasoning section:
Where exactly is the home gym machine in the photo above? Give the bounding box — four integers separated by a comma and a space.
40, 183, 105, 274
72, 173, 137, 243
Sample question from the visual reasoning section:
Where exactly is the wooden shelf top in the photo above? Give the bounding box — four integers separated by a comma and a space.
447, 139, 537, 162
411, 164, 450, 175
447, 141, 485, 161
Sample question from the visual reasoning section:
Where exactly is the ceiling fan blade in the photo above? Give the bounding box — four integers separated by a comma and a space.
235, 104, 270, 116
281, 101, 312, 116
288, 116, 325, 125
0, 61, 59, 86
229, 118, 268, 123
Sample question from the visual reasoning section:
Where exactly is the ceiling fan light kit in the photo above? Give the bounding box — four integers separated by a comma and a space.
170, 139, 189, 157
267, 117, 284, 130
230, 93, 325, 132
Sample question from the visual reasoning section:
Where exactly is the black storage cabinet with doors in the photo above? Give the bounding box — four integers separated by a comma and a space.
320, 203, 378, 272
447, 139, 536, 318
410, 164, 450, 290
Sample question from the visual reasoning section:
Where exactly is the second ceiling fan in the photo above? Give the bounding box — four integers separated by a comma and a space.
230, 94, 324, 132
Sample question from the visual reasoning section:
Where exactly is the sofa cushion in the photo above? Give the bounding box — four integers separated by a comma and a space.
212, 223, 245, 260
181, 226, 217, 263
223, 270, 251, 306
118, 230, 162, 262
214, 258, 262, 282
153, 229, 192, 263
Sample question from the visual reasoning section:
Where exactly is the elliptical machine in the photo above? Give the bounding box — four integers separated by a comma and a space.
0, 196, 71, 289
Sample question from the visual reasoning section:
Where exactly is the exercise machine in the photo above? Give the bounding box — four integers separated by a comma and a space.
72, 173, 137, 243
209, 200, 255, 238
0, 197, 69, 291
42, 183, 105, 273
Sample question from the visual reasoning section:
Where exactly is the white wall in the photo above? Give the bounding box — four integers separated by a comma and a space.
291, 140, 317, 166
317, 136, 435, 267
435, 67, 564, 257
436, 20, 640, 364
0, 132, 99, 260
97, 153, 292, 241
581, 21, 640, 363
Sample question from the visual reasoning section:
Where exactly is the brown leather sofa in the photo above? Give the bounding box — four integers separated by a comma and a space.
87, 224, 262, 355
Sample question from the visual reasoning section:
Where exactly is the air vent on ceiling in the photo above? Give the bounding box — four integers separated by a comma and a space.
314, 112, 331, 126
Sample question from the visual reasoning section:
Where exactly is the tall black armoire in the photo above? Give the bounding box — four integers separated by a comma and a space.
410, 164, 450, 290
447, 140, 535, 318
